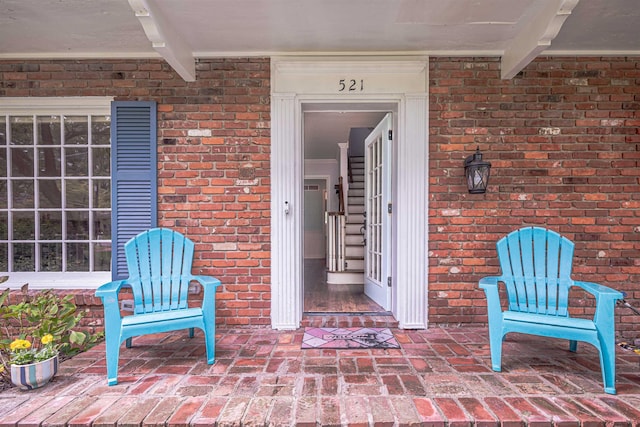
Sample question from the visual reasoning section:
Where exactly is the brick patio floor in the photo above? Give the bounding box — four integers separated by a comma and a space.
1, 319, 640, 426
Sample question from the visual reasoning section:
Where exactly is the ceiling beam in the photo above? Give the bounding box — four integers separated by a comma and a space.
501, 0, 580, 79
128, 0, 196, 81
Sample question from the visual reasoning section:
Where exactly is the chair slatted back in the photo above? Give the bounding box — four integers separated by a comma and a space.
124, 228, 194, 314
496, 227, 574, 316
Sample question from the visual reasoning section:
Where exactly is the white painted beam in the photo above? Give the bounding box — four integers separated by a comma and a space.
501, 0, 580, 79
128, 0, 196, 81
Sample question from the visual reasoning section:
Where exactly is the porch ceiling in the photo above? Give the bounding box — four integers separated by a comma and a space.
0, 0, 638, 81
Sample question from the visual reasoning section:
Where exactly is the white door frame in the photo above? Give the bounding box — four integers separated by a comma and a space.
271, 56, 429, 329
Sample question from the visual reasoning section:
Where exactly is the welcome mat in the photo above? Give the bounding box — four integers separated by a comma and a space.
301, 327, 400, 349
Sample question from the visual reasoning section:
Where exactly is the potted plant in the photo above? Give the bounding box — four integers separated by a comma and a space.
7, 334, 59, 390
0, 279, 100, 390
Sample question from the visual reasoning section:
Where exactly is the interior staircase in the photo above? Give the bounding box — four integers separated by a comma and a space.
327, 156, 365, 285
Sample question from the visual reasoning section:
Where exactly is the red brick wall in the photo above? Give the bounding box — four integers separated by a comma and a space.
1, 57, 639, 336
429, 56, 640, 337
0, 58, 271, 328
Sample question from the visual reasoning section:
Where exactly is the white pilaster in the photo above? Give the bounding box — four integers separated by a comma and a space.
395, 93, 429, 329
270, 93, 302, 329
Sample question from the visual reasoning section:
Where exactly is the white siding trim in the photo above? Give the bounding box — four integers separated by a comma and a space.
271, 57, 429, 330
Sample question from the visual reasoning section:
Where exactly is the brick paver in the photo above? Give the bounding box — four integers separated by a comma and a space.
1, 324, 639, 426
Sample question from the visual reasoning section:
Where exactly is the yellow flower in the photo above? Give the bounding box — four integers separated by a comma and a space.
41, 334, 53, 345
9, 339, 31, 351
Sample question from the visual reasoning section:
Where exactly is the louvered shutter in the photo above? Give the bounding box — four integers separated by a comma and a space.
110, 101, 158, 280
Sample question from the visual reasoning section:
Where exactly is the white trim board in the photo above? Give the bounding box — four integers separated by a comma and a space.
270, 56, 429, 330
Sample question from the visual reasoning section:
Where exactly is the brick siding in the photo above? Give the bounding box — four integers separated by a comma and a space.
429, 56, 640, 338
1, 56, 639, 336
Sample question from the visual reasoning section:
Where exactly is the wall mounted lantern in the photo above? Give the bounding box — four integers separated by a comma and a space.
464, 147, 491, 194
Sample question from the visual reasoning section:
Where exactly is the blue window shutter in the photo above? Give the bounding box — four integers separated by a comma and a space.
111, 101, 158, 280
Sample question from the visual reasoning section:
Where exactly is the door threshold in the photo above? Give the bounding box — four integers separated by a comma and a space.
304, 311, 394, 317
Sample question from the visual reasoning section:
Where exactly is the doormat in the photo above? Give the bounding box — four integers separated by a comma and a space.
301, 327, 400, 349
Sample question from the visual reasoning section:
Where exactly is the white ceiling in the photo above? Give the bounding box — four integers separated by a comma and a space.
1, 0, 638, 81
1, 0, 638, 159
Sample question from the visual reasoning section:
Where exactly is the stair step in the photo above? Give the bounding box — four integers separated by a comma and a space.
327, 270, 364, 285
349, 189, 364, 198
346, 245, 364, 258
350, 181, 364, 189
348, 205, 365, 214
346, 214, 364, 224
348, 196, 365, 205
351, 156, 364, 163
345, 234, 364, 245
346, 223, 364, 234
346, 258, 364, 270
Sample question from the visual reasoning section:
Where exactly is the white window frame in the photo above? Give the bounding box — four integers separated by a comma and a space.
0, 97, 113, 289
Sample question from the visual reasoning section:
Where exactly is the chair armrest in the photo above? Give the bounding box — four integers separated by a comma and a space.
573, 280, 623, 328
191, 275, 221, 309
479, 276, 500, 290
95, 280, 129, 323
192, 275, 222, 290
573, 280, 624, 300
95, 280, 128, 299
479, 276, 505, 315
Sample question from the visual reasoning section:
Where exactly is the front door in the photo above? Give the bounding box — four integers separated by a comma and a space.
363, 113, 392, 310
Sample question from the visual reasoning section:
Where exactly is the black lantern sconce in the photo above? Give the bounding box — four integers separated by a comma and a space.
464, 147, 491, 194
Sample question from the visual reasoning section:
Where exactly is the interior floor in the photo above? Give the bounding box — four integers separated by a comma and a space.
303, 258, 386, 314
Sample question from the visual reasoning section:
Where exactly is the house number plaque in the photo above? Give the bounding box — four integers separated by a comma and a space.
338, 79, 364, 92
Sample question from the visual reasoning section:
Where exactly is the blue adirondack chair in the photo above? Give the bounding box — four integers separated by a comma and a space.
95, 228, 221, 385
479, 226, 623, 394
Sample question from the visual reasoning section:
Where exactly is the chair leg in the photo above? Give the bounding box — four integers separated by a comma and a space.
569, 340, 577, 353
125, 337, 132, 348
105, 331, 121, 386
599, 340, 617, 394
189, 327, 195, 338
202, 321, 216, 365
488, 327, 504, 372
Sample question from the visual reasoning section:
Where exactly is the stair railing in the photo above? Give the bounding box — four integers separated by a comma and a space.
327, 174, 346, 273
326, 212, 346, 272
336, 176, 345, 214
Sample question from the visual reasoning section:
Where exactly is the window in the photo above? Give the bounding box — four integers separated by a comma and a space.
0, 98, 112, 287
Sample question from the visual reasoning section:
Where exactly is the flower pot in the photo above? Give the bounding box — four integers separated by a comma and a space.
10, 354, 58, 390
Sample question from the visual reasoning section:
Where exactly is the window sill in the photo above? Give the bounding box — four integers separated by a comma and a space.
0, 272, 112, 290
